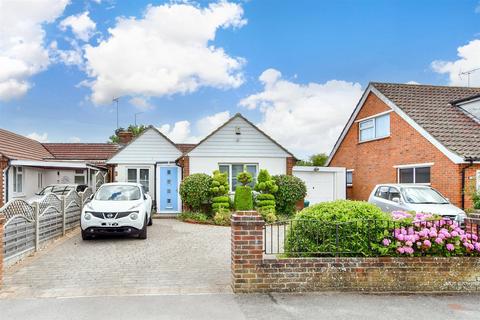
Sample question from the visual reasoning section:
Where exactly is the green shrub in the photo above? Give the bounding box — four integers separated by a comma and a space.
237, 171, 253, 186
254, 169, 278, 194
273, 174, 307, 216
259, 206, 277, 223
213, 208, 232, 226
257, 200, 275, 207
179, 174, 212, 211
234, 186, 253, 210
209, 170, 230, 212
284, 200, 390, 256
178, 211, 209, 223
256, 193, 275, 201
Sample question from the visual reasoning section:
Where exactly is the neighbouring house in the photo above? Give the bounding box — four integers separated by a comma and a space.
106, 113, 296, 214
0, 128, 119, 207
327, 82, 480, 209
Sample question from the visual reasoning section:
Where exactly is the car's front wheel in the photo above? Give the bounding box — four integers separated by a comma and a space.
81, 229, 91, 240
138, 216, 148, 239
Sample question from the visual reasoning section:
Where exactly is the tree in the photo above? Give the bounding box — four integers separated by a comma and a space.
109, 125, 148, 143
296, 153, 328, 166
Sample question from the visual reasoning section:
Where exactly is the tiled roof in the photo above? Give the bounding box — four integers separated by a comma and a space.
43, 143, 120, 161
175, 143, 197, 154
372, 82, 480, 159
0, 129, 54, 161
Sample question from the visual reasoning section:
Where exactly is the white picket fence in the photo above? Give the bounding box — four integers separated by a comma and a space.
0, 187, 93, 266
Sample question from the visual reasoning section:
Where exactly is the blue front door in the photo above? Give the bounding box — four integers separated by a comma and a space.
159, 166, 179, 212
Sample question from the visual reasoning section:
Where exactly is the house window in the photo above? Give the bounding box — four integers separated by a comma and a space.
358, 113, 390, 142
13, 166, 23, 193
346, 170, 353, 186
219, 163, 258, 191
127, 168, 150, 192
74, 169, 86, 184
398, 166, 431, 184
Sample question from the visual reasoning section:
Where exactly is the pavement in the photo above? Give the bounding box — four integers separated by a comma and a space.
2, 219, 480, 319
1, 292, 480, 320
0, 219, 231, 298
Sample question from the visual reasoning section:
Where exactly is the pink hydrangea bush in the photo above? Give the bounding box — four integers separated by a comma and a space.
379, 211, 479, 256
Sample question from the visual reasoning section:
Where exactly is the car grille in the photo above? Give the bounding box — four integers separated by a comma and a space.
89, 212, 134, 219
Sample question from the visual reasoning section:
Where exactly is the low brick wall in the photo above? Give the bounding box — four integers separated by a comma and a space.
231, 211, 480, 293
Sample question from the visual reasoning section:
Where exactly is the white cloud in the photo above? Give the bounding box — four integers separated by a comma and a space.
406, 81, 420, 85
158, 111, 231, 143
50, 40, 84, 67
84, 1, 246, 105
0, 0, 70, 101
60, 11, 96, 42
129, 97, 153, 111
432, 39, 480, 86
239, 68, 363, 157
27, 132, 49, 142
196, 111, 230, 136
69, 136, 82, 142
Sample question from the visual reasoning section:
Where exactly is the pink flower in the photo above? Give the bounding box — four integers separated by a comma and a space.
435, 237, 443, 245
416, 242, 422, 247
474, 243, 480, 252
473, 234, 479, 241
405, 241, 413, 247
404, 247, 414, 254
446, 243, 455, 251
451, 231, 459, 237
397, 247, 405, 254
382, 239, 391, 246
396, 234, 405, 241
438, 233, 446, 239
423, 240, 432, 248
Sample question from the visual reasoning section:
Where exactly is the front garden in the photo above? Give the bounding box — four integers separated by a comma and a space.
282, 200, 480, 257
178, 168, 307, 226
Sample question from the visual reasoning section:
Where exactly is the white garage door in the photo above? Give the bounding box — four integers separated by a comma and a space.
295, 171, 335, 204
293, 166, 346, 205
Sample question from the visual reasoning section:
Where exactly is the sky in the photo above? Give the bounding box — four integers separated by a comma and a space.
1, 0, 480, 159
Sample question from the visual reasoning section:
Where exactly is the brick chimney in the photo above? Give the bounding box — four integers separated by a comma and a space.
117, 131, 134, 145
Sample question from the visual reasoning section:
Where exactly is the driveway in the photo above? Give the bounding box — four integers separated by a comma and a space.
0, 219, 231, 298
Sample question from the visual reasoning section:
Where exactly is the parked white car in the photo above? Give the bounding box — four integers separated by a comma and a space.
28, 184, 88, 204
368, 184, 467, 223
81, 183, 153, 240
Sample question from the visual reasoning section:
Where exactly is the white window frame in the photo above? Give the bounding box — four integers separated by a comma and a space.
346, 169, 353, 187
74, 169, 86, 185
126, 167, 151, 193
37, 172, 43, 189
218, 163, 259, 192
12, 166, 24, 194
395, 163, 432, 185
357, 111, 391, 143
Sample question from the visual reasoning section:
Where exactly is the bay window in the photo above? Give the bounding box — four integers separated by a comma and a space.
219, 163, 258, 192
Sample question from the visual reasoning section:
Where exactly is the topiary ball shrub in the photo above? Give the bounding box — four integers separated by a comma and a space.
209, 170, 230, 212
273, 174, 307, 216
179, 173, 212, 212
284, 200, 390, 257
254, 169, 278, 214
258, 206, 277, 223
234, 186, 253, 210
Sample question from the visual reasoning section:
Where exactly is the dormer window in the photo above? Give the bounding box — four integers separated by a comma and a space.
455, 95, 480, 122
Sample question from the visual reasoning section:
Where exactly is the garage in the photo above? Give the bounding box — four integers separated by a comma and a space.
293, 166, 346, 205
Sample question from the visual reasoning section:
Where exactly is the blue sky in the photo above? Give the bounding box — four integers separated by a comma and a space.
1, 0, 479, 158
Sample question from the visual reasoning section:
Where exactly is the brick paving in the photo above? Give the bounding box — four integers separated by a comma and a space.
0, 219, 231, 298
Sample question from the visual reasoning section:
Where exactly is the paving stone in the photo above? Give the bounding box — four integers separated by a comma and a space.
0, 219, 231, 298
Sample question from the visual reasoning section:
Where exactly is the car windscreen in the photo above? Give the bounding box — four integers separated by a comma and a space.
95, 185, 141, 201
401, 187, 448, 204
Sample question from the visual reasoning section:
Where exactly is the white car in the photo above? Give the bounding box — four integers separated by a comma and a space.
368, 184, 467, 223
81, 183, 153, 240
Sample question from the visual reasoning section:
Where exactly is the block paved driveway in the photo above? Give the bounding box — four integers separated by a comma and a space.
0, 219, 231, 298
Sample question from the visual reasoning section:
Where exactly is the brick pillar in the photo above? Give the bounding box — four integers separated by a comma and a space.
465, 214, 480, 237
231, 210, 264, 293
0, 214, 5, 288
0, 156, 8, 208
182, 156, 190, 179
286, 157, 295, 175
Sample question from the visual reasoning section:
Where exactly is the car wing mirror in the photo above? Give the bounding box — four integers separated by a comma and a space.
88, 194, 94, 200
391, 197, 401, 204
143, 194, 147, 200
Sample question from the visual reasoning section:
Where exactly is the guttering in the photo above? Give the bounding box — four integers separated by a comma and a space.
9, 160, 88, 169
4, 163, 10, 203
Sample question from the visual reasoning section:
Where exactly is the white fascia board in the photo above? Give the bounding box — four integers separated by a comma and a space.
393, 162, 434, 169
9, 160, 88, 169
292, 166, 346, 173
326, 85, 466, 166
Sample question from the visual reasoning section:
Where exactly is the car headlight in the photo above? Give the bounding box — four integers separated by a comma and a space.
129, 212, 138, 220
84, 212, 92, 221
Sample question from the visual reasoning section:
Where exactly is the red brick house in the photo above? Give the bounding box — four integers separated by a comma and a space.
327, 82, 480, 209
